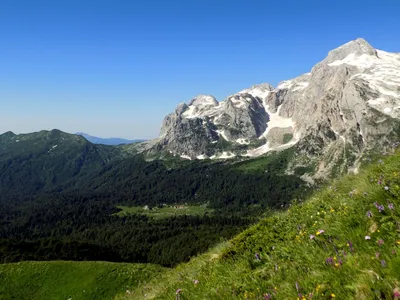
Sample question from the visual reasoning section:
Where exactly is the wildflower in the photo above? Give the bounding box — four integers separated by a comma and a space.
331, 293, 336, 298
309, 293, 313, 298
193, 279, 199, 285
378, 179, 383, 185
378, 239, 384, 246
338, 259, 343, 265
365, 236, 371, 240
397, 241, 400, 245
264, 293, 272, 300
255, 253, 261, 261
316, 229, 325, 236
325, 257, 334, 265
310, 234, 315, 240
381, 260, 386, 267
394, 290, 400, 298
297, 293, 306, 300
176, 289, 182, 294
378, 205, 385, 213
375, 252, 380, 258
347, 240, 354, 252
388, 203, 395, 210
384, 186, 390, 191
366, 211, 373, 218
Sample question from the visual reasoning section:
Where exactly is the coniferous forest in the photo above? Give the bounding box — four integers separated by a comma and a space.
0, 132, 309, 266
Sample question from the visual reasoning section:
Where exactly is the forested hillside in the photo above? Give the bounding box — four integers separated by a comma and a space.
0, 130, 125, 196
0, 131, 309, 267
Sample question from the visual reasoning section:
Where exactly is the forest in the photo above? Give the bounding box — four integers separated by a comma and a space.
0, 143, 310, 266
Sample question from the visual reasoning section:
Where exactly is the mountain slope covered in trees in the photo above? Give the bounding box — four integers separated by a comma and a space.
0, 130, 309, 267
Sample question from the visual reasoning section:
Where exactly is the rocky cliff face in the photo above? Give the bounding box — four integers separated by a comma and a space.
140, 38, 400, 177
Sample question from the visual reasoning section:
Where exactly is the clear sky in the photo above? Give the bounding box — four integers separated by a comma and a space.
1, 0, 399, 139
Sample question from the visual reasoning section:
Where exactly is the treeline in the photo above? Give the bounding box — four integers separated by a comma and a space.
62, 152, 307, 209
0, 193, 250, 266
0, 150, 309, 266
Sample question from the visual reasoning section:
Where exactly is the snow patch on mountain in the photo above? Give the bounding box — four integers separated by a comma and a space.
260, 105, 296, 138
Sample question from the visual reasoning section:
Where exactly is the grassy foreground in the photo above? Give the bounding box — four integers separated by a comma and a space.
122, 152, 400, 299
0, 261, 164, 300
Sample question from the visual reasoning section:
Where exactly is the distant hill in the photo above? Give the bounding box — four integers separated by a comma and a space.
76, 132, 145, 145
0, 129, 127, 196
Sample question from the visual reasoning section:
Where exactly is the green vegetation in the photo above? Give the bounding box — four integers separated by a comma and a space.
123, 151, 400, 299
0, 129, 127, 196
283, 133, 294, 144
3, 149, 399, 300
0, 130, 307, 267
0, 261, 163, 300
236, 148, 295, 173
116, 205, 210, 219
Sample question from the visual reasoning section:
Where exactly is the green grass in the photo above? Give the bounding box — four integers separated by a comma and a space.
115, 205, 210, 219
0, 261, 164, 300
123, 151, 400, 299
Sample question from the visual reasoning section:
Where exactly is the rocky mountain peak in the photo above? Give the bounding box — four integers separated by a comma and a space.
139, 38, 400, 179
238, 83, 274, 100
175, 103, 189, 115
324, 38, 378, 64
189, 95, 218, 107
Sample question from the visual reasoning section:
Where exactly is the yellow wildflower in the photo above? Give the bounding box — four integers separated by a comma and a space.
331, 293, 336, 297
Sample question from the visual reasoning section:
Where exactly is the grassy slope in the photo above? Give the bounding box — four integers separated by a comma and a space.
0, 261, 164, 300
124, 151, 400, 299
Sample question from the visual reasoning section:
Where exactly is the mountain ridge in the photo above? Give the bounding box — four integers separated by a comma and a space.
75, 132, 145, 145
135, 38, 400, 179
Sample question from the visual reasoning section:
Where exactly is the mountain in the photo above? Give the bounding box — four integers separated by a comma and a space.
139, 38, 400, 178
75, 132, 145, 145
0, 129, 126, 196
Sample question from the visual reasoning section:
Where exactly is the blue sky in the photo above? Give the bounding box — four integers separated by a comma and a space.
1, 0, 399, 139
